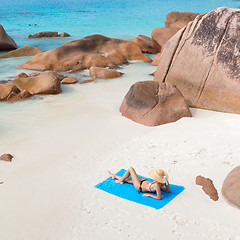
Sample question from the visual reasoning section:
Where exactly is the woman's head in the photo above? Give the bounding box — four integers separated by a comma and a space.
149, 169, 169, 184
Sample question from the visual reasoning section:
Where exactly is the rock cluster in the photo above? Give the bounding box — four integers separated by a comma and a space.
27, 31, 70, 38
154, 7, 240, 114
196, 176, 219, 201
0, 71, 62, 102
0, 25, 18, 51
17, 34, 152, 72
120, 81, 192, 126
222, 166, 240, 208
151, 11, 199, 65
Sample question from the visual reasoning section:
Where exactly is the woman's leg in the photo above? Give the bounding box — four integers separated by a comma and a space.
108, 167, 141, 190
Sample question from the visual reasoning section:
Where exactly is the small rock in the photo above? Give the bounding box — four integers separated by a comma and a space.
61, 77, 77, 84
0, 154, 13, 162
59, 32, 70, 37
29, 72, 40, 77
89, 67, 122, 79
14, 72, 28, 80
196, 175, 219, 201
79, 78, 96, 84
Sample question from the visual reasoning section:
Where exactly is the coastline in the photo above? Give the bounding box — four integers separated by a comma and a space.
1, 1, 240, 239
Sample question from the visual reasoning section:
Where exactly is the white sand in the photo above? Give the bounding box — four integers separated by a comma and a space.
0, 60, 240, 240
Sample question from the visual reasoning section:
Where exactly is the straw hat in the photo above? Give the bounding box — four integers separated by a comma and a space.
149, 169, 169, 184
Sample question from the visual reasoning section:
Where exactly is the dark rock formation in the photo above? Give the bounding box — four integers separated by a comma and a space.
0, 46, 43, 58
120, 81, 192, 126
154, 7, 240, 114
28, 31, 59, 38
0, 25, 18, 51
17, 34, 152, 72
222, 166, 240, 208
196, 175, 219, 201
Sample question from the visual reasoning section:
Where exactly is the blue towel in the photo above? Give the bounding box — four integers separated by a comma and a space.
95, 169, 185, 209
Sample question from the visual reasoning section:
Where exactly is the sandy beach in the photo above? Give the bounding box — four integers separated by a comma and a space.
0, 58, 240, 239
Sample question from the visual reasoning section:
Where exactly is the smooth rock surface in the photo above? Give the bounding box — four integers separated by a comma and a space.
165, 11, 200, 29
154, 7, 240, 114
222, 166, 240, 208
152, 52, 162, 66
28, 31, 59, 38
131, 35, 158, 54
17, 34, 152, 72
120, 81, 192, 126
61, 77, 77, 84
151, 27, 180, 52
0, 46, 43, 58
89, 67, 122, 79
0, 25, 18, 51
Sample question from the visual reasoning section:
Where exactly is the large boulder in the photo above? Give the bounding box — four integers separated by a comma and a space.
151, 28, 180, 52
120, 81, 192, 126
0, 46, 43, 58
165, 11, 200, 29
222, 166, 240, 208
28, 31, 59, 38
154, 7, 240, 114
10, 71, 62, 95
17, 34, 152, 72
131, 35, 158, 54
89, 67, 122, 79
0, 25, 18, 51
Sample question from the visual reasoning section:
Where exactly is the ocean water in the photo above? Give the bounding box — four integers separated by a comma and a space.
0, 0, 239, 50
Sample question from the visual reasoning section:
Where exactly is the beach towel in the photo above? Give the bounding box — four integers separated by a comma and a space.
95, 169, 185, 209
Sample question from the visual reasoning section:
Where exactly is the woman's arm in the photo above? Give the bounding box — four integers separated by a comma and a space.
161, 179, 171, 192
142, 183, 162, 200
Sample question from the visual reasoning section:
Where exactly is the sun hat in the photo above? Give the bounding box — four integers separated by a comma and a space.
149, 169, 169, 184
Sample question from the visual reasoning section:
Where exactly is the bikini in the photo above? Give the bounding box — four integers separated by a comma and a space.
139, 179, 155, 192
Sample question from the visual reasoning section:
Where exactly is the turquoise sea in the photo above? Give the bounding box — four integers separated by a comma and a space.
1, 0, 239, 51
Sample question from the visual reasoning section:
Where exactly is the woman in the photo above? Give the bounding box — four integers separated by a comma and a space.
108, 167, 171, 200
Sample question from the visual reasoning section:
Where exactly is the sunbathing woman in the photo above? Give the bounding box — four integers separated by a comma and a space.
108, 167, 171, 200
